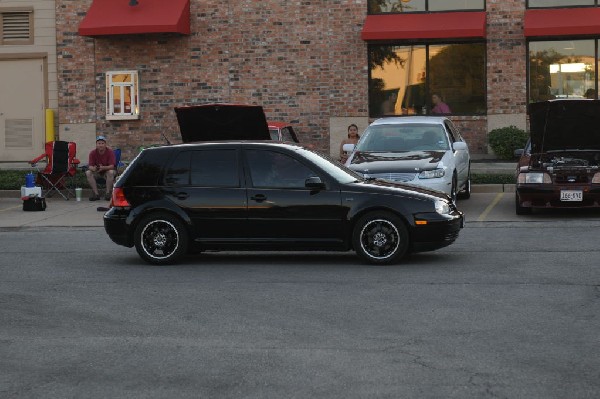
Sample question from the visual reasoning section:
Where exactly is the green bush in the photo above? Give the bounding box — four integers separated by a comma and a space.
0, 170, 88, 190
472, 173, 515, 185
488, 126, 528, 160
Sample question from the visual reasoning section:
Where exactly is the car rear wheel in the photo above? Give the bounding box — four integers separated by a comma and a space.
352, 211, 409, 265
134, 212, 188, 265
515, 193, 532, 215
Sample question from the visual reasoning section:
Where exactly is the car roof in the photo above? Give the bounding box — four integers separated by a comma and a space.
146, 140, 304, 151
370, 116, 448, 126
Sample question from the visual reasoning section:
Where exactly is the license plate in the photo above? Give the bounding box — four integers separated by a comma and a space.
560, 190, 583, 201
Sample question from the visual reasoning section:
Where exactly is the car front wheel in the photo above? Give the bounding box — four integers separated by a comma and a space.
134, 212, 188, 265
515, 193, 532, 215
352, 211, 409, 265
458, 165, 471, 199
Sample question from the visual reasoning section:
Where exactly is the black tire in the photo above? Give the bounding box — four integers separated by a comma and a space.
134, 212, 188, 265
352, 211, 410, 265
515, 193, 532, 215
450, 173, 458, 204
458, 165, 471, 199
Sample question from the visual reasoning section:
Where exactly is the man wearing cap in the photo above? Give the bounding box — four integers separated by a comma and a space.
85, 136, 116, 201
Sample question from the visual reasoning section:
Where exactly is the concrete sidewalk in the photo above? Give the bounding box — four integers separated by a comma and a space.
0, 196, 107, 228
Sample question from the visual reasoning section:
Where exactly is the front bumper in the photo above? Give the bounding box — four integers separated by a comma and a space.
516, 185, 600, 209
411, 209, 464, 252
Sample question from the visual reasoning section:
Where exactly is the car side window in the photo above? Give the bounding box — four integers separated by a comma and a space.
165, 149, 239, 187
246, 149, 317, 188
165, 151, 190, 186
190, 149, 239, 187
281, 127, 294, 142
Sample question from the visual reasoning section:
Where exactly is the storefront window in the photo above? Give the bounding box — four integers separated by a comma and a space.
368, 0, 484, 14
528, 40, 596, 102
527, 0, 594, 8
105, 71, 140, 120
368, 43, 486, 117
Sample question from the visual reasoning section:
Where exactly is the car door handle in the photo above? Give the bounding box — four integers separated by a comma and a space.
175, 192, 189, 200
251, 194, 267, 202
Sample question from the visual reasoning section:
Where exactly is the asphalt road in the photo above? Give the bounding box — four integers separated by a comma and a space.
1, 200, 599, 398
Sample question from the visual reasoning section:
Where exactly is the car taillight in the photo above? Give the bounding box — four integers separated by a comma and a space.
112, 187, 130, 207
593, 173, 600, 184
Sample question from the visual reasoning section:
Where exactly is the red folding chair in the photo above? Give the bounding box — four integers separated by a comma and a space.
30, 141, 80, 200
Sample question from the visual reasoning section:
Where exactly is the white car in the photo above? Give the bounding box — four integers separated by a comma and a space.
343, 116, 471, 202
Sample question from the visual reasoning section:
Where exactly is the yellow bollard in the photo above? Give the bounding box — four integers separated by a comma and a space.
45, 109, 55, 142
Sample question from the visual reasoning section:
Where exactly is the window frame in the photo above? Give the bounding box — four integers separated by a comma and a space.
105, 70, 140, 121
0, 7, 33, 45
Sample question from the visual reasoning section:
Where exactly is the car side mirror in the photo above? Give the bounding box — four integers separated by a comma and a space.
305, 176, 325, 190
452, 142, 468, 151
342, 143, 356, 153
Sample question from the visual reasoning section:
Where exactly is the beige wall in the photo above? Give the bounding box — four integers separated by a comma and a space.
329, 117, 369, 161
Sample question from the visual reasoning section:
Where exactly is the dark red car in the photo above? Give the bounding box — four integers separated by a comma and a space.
515, 100, 600, 214
268, 121, 300, 143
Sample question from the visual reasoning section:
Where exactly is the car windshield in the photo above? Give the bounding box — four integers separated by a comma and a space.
294, 147, 364, 184
356, 124, 450, 152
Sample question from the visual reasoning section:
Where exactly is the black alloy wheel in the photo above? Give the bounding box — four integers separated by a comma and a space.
134, 212, 189, 265
352, 211, 409, 265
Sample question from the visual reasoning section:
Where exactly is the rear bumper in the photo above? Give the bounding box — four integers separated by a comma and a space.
103, 208, 134, 247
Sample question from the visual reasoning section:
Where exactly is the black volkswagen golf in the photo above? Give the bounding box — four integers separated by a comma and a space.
104, 103, 463, 265
104, 141, 464, 265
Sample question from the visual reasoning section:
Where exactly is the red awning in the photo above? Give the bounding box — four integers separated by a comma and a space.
79, 0, 190, 36
524, 8, 600, 37
361, 12, 486, 41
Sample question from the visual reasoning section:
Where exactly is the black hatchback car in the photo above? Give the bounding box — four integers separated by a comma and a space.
104, 141, 464, 265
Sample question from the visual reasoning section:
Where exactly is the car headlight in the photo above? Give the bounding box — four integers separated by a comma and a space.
418, 168, 445, 179
434, 199, 451, 215
518, 172, 551, 184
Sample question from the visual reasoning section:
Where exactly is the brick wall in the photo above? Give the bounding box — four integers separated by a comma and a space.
56, 0, 528, 159
486, 0, 528, 115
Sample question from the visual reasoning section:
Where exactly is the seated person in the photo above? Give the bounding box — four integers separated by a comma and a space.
86, 135, 116, 201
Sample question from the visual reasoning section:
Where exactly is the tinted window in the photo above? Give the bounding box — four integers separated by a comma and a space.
124, 148, 167, 186
528, 40, 596, 103
369, 43, 486, 117
528, 0, 593, 7
165, 151, 190, 186
368, 0, 483, 13
246, 149, 316, 188
191, 149, 239, 187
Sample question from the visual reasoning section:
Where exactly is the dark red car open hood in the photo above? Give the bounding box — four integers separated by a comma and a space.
529, 100, 600, 154
174, 103, 271, 143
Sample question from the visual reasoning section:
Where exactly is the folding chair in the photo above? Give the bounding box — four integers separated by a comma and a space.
30, 141, 80, 200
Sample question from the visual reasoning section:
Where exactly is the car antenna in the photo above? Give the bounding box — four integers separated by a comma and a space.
162, 133, 172, 145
